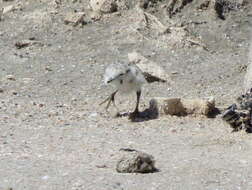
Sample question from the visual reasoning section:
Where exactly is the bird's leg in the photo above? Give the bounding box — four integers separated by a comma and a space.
110, 90, 119, 111
99, 90, 118, 110
129, 90, 141, 119
134, 90, 141, 113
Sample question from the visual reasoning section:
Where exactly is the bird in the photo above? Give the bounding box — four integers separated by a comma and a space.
100, 62, 147, 119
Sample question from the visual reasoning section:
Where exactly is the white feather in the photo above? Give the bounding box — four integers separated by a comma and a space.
104, 62, 146, 94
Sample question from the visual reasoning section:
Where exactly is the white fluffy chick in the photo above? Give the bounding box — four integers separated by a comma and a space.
100, 62, 146, 118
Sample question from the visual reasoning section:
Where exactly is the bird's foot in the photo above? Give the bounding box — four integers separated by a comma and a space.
99, 96, 112, 109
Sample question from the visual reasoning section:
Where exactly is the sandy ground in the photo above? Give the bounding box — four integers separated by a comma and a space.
0, 0, 252, 189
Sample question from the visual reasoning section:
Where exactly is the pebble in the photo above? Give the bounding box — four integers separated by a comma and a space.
6, 75, 16, 81
41, 175, 49, 180
89, 112, 98, 117
64, 12, 85, 26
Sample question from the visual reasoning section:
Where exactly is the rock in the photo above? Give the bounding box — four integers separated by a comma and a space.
90, 11, 102, 21
128, 52, 169, 83
166, 0, 193, 18
137, 0, 150, 9
45, 66, 53, 71
208, 0, 225, 19
15, 39, 43, 49
116, 148, 157, 173
181, 97, 215, 116
203, 0, 246, 20
149, 97, 186, 116
15, 40, 31, 49
0, 88, 4, 93
22, 78, 33, 84
64, 12, 85, 26
135, 9, 170, 35
222, 103, 252, 133
3, 3, 22, 14
52, 0, 62, 9
3, 5, 15, 14
236, 89, 252, 110
89, 0, 118, 13
126, 9, 206, 49
6, 75, 16, 81
150, 97, 216, 117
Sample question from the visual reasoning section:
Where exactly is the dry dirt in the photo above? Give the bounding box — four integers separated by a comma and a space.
0, 0, 252, 189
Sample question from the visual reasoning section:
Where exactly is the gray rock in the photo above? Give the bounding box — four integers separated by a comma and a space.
89, 0, 118, 13
116, 148, 157, 173
64, 12, 85, 26
138, 0, 150, 9
90, 11, 102, 21
6, 74, 16, 81
128, 51, 169, 83
2, 3, 22, 14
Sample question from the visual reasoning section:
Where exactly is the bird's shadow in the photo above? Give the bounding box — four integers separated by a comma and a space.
116, 107, 159, 122
207, 107, 221, 118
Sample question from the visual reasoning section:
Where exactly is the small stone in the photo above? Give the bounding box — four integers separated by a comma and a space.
96, 164, 107, 168
89, 0, 118, 13
116, 148, 157, 173
171, 129, 177, 133
52, 0, 62, 8
0, 88, 4, 93
138, 0, 150, 9
6, 75, 16, 81
3, 3, 22, 14
28, 37, 36, 40
90, 11, 102, 21
45, 66, 53, 71
15, 39, 43, 49
171, 71, 178, 74
89, 112, 98, 117
3, 5, 15, 14
64, 12, 85, 26
42, 175, 49, 180
22, 78, 33, 84
15, 41, 30, 49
